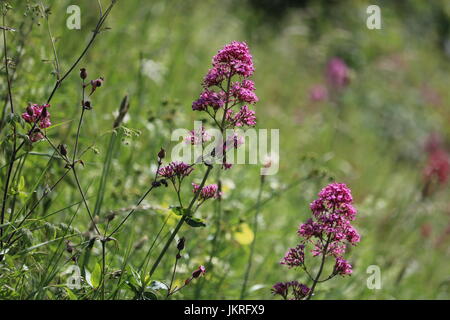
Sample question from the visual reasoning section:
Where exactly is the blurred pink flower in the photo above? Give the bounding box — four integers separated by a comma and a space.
309, 84, 328, 102
326, 57, 350, 90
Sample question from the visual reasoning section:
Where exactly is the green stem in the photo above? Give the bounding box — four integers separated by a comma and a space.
149, 165, 213, 278
101, 240, 106, 300
240, 175, 265, 299
307, 234, 331, 300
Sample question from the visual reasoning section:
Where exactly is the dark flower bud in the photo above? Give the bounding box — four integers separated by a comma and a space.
152, 181, 161, 188
177, 237, 185, 251
41, 107, 48, 118
158, 148, 165, 160
192, 265, 206, 279
89, 77, 104, 96
80, 68, 87, 79
58, 144, 67, 157
106, 213, 116, 222
176, 253, 182, 260
84, 101, 92, 110
65, 240, 74, 253
160, 179, 168, 187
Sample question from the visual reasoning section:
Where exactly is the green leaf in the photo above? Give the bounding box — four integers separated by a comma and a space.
185, 217, 206, 228
91, 263, 102, 288
65, 288, 78, 300
170, 206, 192, 217
18, 176, 25, 191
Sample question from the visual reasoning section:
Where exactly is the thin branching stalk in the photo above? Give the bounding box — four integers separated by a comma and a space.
40, 1, 61, 81
240, 175, 265, 299
167, 256, 179, 297
307, 233, 332, 300
149, 164, 213, 278
6, 168, 71, 246
0, 20, 33, 131
107, 164, 160, 238
72, 166, 101, 235
72, 79, 86, 164
1, 13, 16, 251
194, 171, 222, 299
46, 1, 116, 104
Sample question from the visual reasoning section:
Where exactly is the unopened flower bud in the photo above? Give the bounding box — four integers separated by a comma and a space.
106, 212, 116, 222
89, 77, 104, 96
84, 101, 92, 110
192, 265, 206, 279
158, 148, 165, 160
58, 144, 67, 157
177, 237, 185, 251
80, 68, 87, 79
152, 181, 161, 188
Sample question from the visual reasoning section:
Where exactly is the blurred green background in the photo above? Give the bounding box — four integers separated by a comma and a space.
1, 0, 449, 299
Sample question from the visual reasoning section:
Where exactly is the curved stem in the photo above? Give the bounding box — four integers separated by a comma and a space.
306, 234, 331, 300
72, 167, 101, 235
107, 162, 160, 238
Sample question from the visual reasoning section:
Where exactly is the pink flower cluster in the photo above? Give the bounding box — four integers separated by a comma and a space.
280, 244, 305, 268
272, 281, 310, 300
205, 41, 254, 86
298, 183, 360, 274
158, 161, 194, 180
274, 183, 359, 300
193, 41, 257, 128
334, 257, 353, 276
21, 104, 51, 129
226, 105, 256, 127
192, 183, 221, 201
230, 79, 258, 104
192, 90, 225, 111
